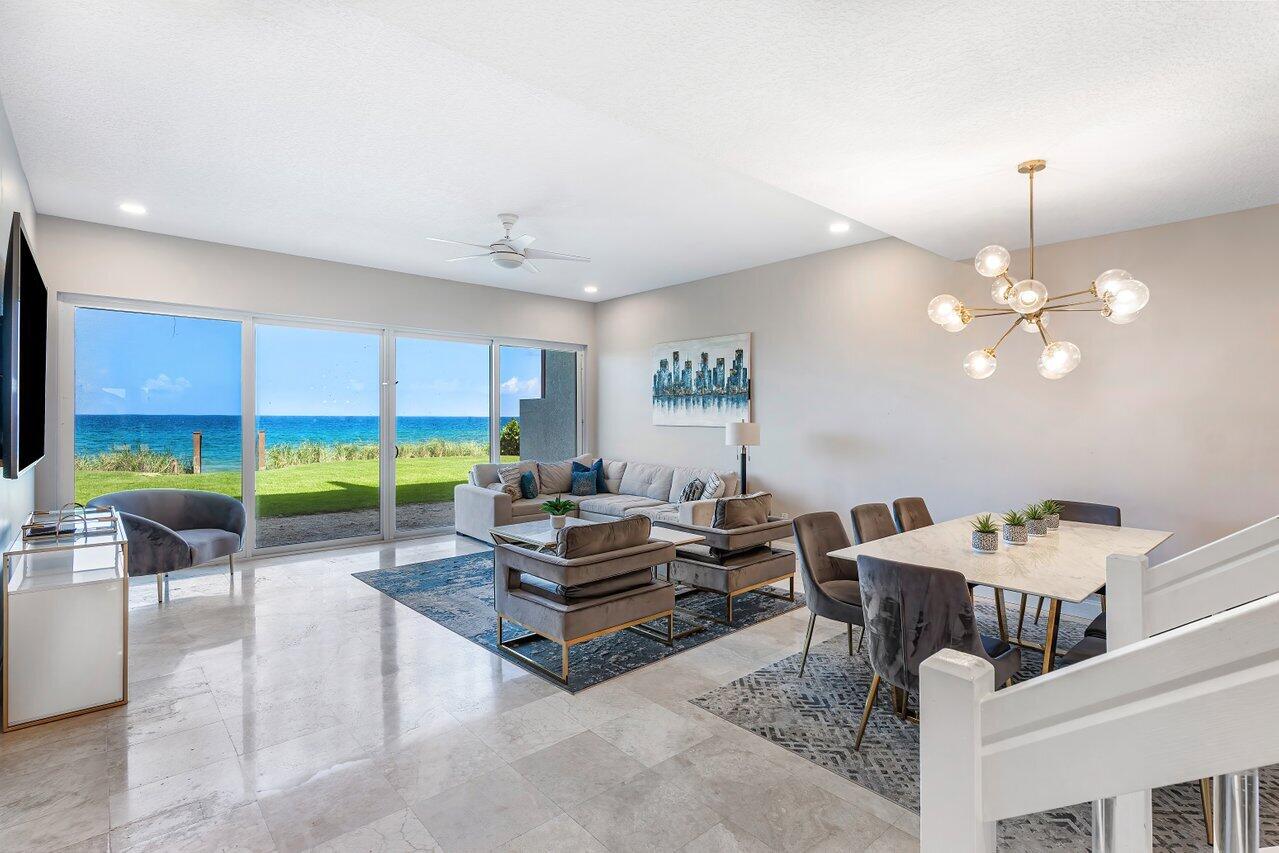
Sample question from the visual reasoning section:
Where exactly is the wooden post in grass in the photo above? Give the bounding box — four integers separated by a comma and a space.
257, 430, 266, 471
192, 431, 202, 474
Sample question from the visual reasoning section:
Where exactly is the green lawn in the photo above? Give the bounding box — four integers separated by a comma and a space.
75, 455, 498, 517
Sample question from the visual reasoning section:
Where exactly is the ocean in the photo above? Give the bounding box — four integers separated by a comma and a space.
75, 414, 514, 471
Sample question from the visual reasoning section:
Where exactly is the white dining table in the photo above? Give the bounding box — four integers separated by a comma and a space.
827, 515, 1171, 673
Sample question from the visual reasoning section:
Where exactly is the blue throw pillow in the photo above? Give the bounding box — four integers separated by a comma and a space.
570, 470, 598, 496
572, 458, 607, 492
519, 470, 539, 499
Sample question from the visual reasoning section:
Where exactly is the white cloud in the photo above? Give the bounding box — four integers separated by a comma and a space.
500, 376, 540, 395
347, 379, 366, 392
101, 387, 126, 399
141, 374, 191, 395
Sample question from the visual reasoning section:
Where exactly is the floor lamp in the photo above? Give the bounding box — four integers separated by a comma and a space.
725, 421, 760, 495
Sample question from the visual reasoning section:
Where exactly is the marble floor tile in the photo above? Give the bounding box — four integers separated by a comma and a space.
864, 826, 921, 853
108, 719, 237, 792
116, 801, 275, 852
568, 768, 720, 853
308, 807, 441, 852
2, 798, 109, 852
590, 700, 714, 767
107, 756, 255, 829
465, 694, 587, 761
0, 751, 111, 830
379, 727, 506, 807
496, 813, 607, 852
256, 757, 406, 852
511, 731, 646, 810
715, 777, 889, 853
52, 834, 110, 853
104, 691, 224, 747
410, 764, 561, 852
682, 821, 773, 852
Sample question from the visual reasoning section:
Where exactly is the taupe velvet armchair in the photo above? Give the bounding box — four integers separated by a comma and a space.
87, 489, 246, 603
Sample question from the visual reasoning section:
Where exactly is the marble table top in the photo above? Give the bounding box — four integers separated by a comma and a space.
827, 515, 1172, 603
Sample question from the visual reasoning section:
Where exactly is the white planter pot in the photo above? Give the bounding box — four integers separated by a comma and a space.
550, 515, 567, 529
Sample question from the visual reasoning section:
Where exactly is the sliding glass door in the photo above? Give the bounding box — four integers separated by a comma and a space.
254, 323, 381, 548
393, 336, 491, 534
73, 307, 242, 506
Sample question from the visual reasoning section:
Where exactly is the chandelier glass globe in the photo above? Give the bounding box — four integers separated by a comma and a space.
974, 245, 1011, 278
1020, 313, 1050, 333
1107, 279, 1149, 317
1105, 309, 1138, 325
1037, 359, 1066, 380
1094, 268, 1131, 300
1009, 279, 1048, 314
963, 349, 997, 379
942, 315, 967, 332
991, 278, 1012, 304
927, 294, 963, 326
1039, 341, 1081, 377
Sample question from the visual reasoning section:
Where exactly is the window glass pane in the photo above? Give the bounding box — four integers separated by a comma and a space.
498, 345, 578, 463
74, 307, 242, 506
255, 324, 380, 548
394, 337, 490, 532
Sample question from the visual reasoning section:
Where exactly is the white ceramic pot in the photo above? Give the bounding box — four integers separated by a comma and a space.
550, 514, 567, 529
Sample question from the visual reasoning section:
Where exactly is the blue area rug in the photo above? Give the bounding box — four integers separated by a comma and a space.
353, 550, 805, 693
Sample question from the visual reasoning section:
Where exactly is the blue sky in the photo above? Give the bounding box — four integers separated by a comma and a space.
75, 308, 544, 417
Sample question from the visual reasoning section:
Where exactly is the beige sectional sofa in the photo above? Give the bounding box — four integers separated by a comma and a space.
453, 453, 739, 542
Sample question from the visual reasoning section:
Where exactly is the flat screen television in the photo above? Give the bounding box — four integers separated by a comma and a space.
1, 212, 47, 478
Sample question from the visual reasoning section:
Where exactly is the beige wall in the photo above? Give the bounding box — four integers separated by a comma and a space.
34, 215, 597, 506
595, 204, 1279, 559
0, 91, 37, 542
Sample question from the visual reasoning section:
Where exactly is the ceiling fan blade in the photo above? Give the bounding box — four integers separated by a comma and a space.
424, 236, 494, 251
524, 248, 590, 262
509, 234, 535, 251
521, 259, 541, 274
444, 254, 491, 262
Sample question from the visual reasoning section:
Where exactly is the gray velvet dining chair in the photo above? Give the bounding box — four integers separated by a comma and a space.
853, 554, 1021, 750
87, 489, 246, 603
791, 512, 865, 676
850, 503, 896, 545
891, 497, 934, 533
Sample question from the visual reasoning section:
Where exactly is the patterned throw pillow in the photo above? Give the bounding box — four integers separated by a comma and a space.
519, 470, 539, 499
703, 471, 727, 499
570, 470, 598, 496
679, 478, 705, 503
486, 481, 518, 500
572, 458, 607, 493
497, 463, 524, 498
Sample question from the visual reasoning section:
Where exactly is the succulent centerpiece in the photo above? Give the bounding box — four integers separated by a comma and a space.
1002, 510, 1028, 545
970, 513, 999, 553
1041, 499, 1062, 530
1024, 503, 1048, 537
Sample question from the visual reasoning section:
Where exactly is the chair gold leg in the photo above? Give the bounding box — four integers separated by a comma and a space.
799, 613, 816, 677
1041, 599, 1063, 674
561, 643, 569, 680
726, 593, 733, 625
155, 573, 164, 604
855, 626, 864, 654
497, 615, 504, 644
1033, 595, 1044, 624
1201, 778, 1213, 846
789, 575, 795, 601
854, 674, 881, 751
1015, 593, 1029, 641
847, 622, 854, 655
994, 589, 1009, 642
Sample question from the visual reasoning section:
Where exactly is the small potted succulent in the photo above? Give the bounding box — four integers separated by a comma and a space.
1023, 502, 1048, 537
970, 514, 999, 553
540, 498, 576, 529
1041, 499, 1062, 530
1002, 510, 1028, 545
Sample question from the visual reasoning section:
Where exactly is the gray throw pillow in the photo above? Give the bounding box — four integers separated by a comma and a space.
703, 471, 727, 499
555, 514, 651, 559
712, 491, 771, 529
679, 478, 705, 503
537, 459, 573, 494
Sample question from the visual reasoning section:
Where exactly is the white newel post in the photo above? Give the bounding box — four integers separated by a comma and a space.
920, 649, 996, 853
1101, 553, 1153, 851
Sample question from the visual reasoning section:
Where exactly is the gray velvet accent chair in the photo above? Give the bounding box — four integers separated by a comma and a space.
850, 503, 896, 545
891, 497, 934, 533
791, 512, 865, 676
853, 555, 1021, 751
87, 489, 246, 603
492, 515, 677, 683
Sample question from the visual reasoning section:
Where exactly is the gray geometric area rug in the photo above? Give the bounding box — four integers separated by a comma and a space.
692, 598, 1277, 851
353, 550, 804, 694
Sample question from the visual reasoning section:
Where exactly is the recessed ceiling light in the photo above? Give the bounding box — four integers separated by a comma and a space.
829, 221, 850, 234
583, 285, 599, 294
118, 201, 147, 215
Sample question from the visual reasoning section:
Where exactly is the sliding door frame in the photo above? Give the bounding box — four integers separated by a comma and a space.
57, 292, 586, 560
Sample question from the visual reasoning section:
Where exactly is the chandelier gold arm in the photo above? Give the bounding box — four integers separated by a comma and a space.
1043, 299, 1103, 310
988, 317, 1022, 354
1045, 287, 1098, 302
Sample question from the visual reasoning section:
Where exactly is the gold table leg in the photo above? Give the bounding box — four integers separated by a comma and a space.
994, 589, 1009, 642
1040, 598, 1063, 674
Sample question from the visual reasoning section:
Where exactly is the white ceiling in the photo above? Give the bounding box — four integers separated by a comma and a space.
1, 2, 1277, 302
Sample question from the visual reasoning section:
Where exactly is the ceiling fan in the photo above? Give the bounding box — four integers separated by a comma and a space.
424, 214, 590, 273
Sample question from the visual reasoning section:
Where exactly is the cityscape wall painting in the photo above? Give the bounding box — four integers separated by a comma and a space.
651, 333, 751, 426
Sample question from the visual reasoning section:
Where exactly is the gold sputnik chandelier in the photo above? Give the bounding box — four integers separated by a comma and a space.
927, 160, 1150, 379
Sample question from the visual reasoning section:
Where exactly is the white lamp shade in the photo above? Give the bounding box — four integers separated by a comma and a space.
725, 421, 760, 447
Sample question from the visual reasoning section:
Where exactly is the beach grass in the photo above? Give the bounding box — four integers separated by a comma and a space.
74, 454, 512, 517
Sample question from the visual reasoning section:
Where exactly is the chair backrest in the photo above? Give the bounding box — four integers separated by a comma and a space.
792, 512, 852, 587
892, 497, 934, 533
857, 555, 988, 694
87, 489, 246, 535
1054, 500, 1121, 527
851, 503, 896, 544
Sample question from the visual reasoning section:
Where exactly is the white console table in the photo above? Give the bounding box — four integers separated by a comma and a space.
2, 510, 129, 731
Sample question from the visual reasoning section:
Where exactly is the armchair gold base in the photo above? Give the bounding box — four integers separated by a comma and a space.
496, 611, 675, 683
667, 570, 795, 626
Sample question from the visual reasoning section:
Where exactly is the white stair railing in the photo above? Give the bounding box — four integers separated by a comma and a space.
921, 515, 1279, 852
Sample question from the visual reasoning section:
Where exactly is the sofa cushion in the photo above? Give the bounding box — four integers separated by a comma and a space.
619, 462, 675, 501
177, 528, 241, 565
510, 498, 547, 517
578, 494, 664, 517
821, 578, 862, 606
624, 503, 679, 524
601, 459, 628, 493
518, 568, 655, 605
712, 491, 772, 529
555, 514, 652, 559
471, 462, 501, 487
537, 459, 574, 494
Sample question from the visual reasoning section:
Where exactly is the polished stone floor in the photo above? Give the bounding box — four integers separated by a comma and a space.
0, 534, 920, 852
